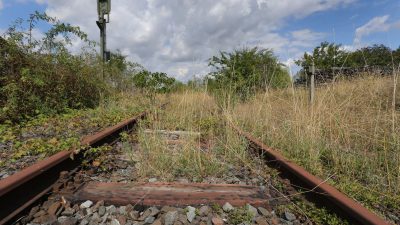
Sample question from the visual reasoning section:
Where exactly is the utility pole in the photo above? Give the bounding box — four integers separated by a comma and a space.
309, 60, 315, 105
96, 0, 111, 62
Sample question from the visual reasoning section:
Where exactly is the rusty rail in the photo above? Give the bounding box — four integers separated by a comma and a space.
0, 110, 148, 225
230, 122, 390, 225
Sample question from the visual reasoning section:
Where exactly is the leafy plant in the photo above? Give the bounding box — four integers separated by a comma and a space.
208, 47, 291, 101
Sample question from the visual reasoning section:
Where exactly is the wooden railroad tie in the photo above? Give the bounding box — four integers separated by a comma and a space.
64, 182, 269, 208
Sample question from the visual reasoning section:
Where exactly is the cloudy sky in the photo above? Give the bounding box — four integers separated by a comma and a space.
1, 0, 400, 81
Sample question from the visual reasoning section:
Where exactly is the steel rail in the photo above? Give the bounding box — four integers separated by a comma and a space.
0, 110, 148, 225
230, 123, 390, 225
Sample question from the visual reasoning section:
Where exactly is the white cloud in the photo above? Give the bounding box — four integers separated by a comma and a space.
290, 29, 326, 48
354, 15, 400, 46
35, 0, 353, 81
0, 0, 3, 10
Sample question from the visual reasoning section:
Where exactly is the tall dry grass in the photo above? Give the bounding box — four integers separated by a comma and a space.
230, 75, 400, 215
132, 91, 253, 181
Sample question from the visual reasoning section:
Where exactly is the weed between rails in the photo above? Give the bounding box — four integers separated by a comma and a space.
120, 91, 260, 181
120, 91, 346, 224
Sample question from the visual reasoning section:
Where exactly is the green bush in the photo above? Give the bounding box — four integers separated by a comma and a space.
0, 12, 139, 122
207, 47, 291, 101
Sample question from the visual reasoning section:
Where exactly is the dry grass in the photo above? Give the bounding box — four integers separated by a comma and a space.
131, 91, 253, 181
230, 75, 400, 216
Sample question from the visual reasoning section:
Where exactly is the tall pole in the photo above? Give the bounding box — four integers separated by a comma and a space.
97, 0, 110, 63
98, 16, 107, 62
100, 21, 104, 61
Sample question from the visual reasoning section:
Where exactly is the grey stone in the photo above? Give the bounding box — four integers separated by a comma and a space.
246, 204, 258, 217
164, 211, 178, 225
106, 205, 117, 215
222, 202, 234, 212
280, 218, 293, 225
58, 216, 69, 223
80, 218, 89, 225
98, 206, 106, 216
117, 215, 127, 225
226, 177, 241, 183
148, 178, 157, 182
119, 206, 127, 215
111, 219, 121, 225
138, 208, 152, 221
62, 208, 75, 216
148, 207, 160, 217
91, 212, 100, 222
74, 212, 84, 220
257, 207, 271, 217
186, 206, 196, 222
198, 206, 210, 216
161, 206, 177, 213
129, 211, 139, 220
177, 178, 189, 183
0, 171, 8, 178
85, 208, 93, 216
284, 211, 296, 221
80, 201, 93, 209
254, 217, 269, 225
92, 201, 104, 213
144, 216, 155, 224
60, 217, 78, 225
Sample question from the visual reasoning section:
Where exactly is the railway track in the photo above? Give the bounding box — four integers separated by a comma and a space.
0, 104, 391, 225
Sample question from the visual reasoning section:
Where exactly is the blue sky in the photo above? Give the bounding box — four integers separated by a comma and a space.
284, 0, 400, 49
1, 0, 399, 80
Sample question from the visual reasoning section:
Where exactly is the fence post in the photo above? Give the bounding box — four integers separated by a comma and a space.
309, 60, 315, 105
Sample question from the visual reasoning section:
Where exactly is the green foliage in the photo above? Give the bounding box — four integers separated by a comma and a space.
132, 70, 181, 97
347, 44, 395, 68
208, 47, 291, 101
0, 12, 107, 122
228, 207, 254, 225
0, 11, 148, 122
0, 93, 149, 161
295, 42, 346, 71
296, 42, 400, 74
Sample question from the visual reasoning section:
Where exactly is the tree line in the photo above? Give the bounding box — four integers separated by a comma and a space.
295, 42, 400, 84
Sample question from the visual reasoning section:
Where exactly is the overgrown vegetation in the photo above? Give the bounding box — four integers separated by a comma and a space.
0, 11, 178, 123
231, 75, 400, 220
1, 10, 399, 224
207, 47, 291, 102
126, 92, 264, 182
295, 42, 400, 82
0, 93, 150, 167
132, 70, 183, 98
0, 12, 106, 122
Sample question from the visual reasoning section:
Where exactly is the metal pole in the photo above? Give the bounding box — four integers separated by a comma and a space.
103, 19, 106, 61
99, 21, 104, 61
309, 60, 315, 105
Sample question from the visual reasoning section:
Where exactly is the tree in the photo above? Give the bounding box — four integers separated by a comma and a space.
295, 42, 347, 72
208, 47, 290, 101
348, 44, 393, 68
132, 70, 179, 98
